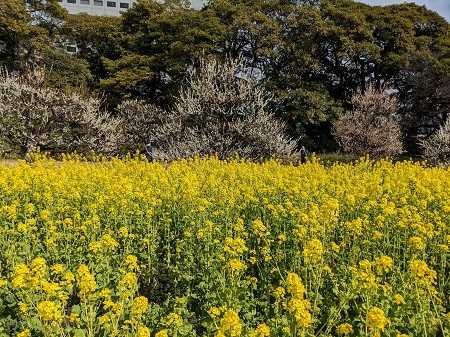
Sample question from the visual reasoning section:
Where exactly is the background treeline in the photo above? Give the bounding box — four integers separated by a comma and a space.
1, 0, 449, 159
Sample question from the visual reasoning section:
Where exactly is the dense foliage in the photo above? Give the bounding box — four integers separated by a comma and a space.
1, 0, 449, 154
0, 156, 449, 336
0, 0, 92, 90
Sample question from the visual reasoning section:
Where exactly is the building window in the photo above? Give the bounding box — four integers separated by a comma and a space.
80, 0, 89, 4
120, 2, 129, 8
67, 0, 76, 3
57, 0, 63, 2
107, 1, 116, 7
94, 0, 103, 5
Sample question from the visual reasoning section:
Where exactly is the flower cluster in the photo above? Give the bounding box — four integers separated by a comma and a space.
0, 156, 448, 337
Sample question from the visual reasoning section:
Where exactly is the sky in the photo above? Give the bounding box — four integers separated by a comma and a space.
191, 0, 449, 22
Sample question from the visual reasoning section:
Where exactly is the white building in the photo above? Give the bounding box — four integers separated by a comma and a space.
57, 0, 207, 15
58, 0, 136, 16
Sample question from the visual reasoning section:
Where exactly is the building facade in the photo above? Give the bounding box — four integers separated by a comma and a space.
58, 0, 136, 16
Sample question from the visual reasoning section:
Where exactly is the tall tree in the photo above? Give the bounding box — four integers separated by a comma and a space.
98, 0, 225, 106
0, 0, 92, 90
0, 0, 47, 70
63, 14, 123, 88
273, 0, 450, 151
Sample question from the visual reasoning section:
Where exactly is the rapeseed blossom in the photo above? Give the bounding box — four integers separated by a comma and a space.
219, 310, 242, 337
0, 157, 448, 337
303, 239, 324, 264
76, 264, 96, 300
254, 323, 270, 337
366, 307, 389, 331
336, 323, 353, 335
16, 329, 31, 337
137, 326, 151, 337
132, 296, 149, 316
165, 312, 182, 327
374, 255, 394, 274
37, 300, 62, 322
286, 273, 305, 299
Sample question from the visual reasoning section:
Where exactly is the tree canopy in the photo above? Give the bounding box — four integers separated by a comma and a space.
1, 0, 449, 153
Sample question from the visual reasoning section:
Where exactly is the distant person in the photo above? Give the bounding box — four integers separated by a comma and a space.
299, 146, 309, 163
145, 143, 154, 161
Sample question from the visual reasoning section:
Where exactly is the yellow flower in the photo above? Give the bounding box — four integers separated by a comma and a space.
219, 309, 242, 337
89, 234, 119, 253
359, 260, 372, 272
40, 209, 51, 222
331, 242, 340, 253
374, 256, 394, 274
303, 239, 324, 263
18, 302, 28, 314
286, 272, 305, 299
366, 307, 389, 331
42, 281, 61, 295
208, 306, 222, 317
11, 263, 30, 289
137, 326, 151, 337
51, 264, 65, 274
295, 225, 307, 241
288, 298, 313, 328
112, 302, 123, 315
227, 259, 246, 273
30, 257, 47, 276
155, 329, 169, 337
16, 329, 31, 337
408, 236, 425, 250
119, 272, 137, 295
98, 314, 109, 326
76, 264, 96, 300
101, 234, 119, 250
437, 244, 448, 253
89, 241, 102, 254
252, 219, 267, 236
17, 222, 28, 233
63, 271, 75, 286
132, 296, 149, 315
118, 226, 129, 238
224, 237, 247, 256
372, 231, 383, 240
394, 294, 405, 305
277, 234, 287, 243
166, 312, 183, 327
255, 323, 270, 337
336, 323, 353, 335
99, 288, 112, 298
103, 299, 114, 310
274, 287, 285, 298
125, 254, 139, 270
409, 260, 437, 284
37, 300, 62, 322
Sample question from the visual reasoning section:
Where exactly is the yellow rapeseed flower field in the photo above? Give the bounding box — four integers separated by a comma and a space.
0, 155, 449, 337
